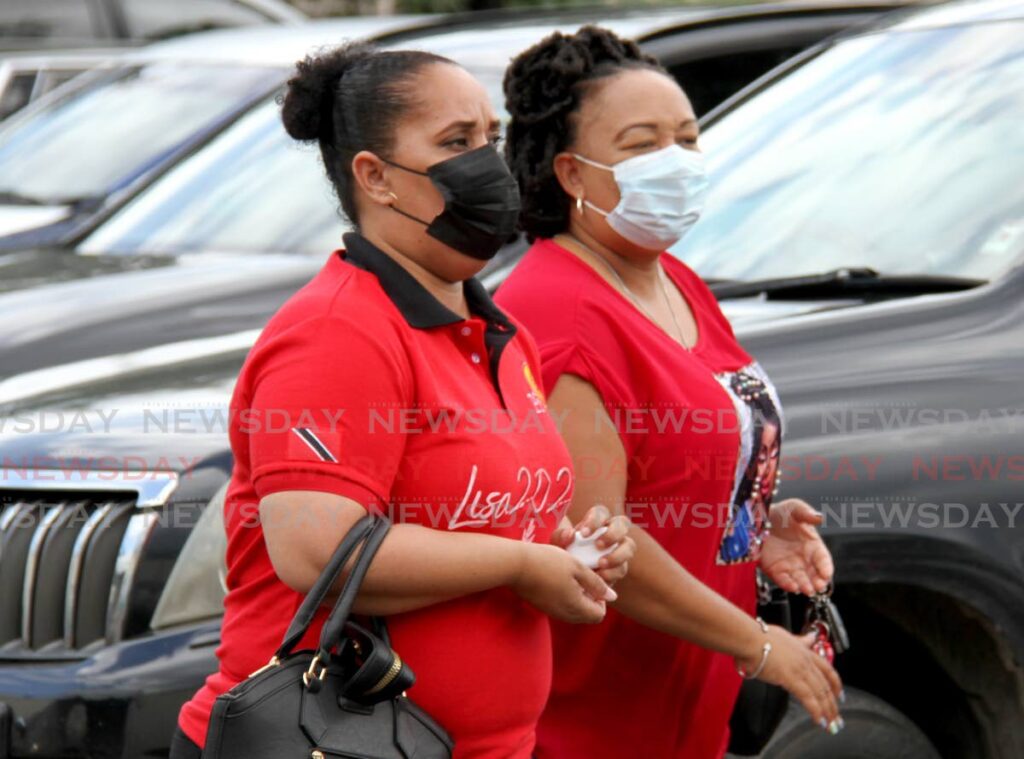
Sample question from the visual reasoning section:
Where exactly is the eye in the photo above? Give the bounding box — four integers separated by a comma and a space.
629, 141, 657, 150
490, 133, 504, 147
444, 137, 470, 149
679, 136, 700, 148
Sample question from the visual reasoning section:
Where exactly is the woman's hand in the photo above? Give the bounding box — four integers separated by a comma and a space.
513, 542, 616, 624
737, 622, 845, 732
550, 504, 636, 586
760, 498, 834, 596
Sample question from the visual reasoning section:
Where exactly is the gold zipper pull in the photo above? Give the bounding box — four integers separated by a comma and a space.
247, 655, 280, 678
312, 750, 325, 759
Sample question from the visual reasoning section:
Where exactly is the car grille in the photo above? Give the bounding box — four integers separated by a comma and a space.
0, 470, 177, 656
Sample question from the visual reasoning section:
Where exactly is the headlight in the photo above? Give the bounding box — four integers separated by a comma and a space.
150, 481, 228, 630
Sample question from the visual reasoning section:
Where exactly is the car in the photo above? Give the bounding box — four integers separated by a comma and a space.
0, 0, 305, 53
0, 1, 908, 385
9, 1, 1023, 757
0, 15, 439, 252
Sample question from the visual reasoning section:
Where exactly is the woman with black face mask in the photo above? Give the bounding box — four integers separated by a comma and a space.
169, 42, 635, 759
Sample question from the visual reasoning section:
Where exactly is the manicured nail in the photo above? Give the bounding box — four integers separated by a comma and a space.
839, 689, 847, 704
828, 717, 845, 735
604, 587, 618, 602
580, 525, 591, 537
819, 718, 828, 729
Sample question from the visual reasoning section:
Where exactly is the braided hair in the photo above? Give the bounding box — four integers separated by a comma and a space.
280, 41, 455, 227
502, 26, 670, 241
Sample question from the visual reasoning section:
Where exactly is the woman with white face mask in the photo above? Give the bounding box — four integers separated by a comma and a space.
496, 26, 844, 759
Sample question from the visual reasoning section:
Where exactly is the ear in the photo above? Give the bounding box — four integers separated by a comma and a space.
552, 151, 586, 204
350, 150, 394, 207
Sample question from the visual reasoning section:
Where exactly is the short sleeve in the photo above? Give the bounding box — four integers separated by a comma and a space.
534, 338, 641, 460
245, 314, 412, 507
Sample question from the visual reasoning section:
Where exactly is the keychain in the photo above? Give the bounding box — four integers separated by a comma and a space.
802, 582, 850, 664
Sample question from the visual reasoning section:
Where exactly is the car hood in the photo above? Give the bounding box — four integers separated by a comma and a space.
0, 249, 325, 379
0, 247, 180, 294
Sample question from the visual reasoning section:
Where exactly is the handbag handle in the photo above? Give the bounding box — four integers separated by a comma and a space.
315, 514, 391, 658
274, 513, 376, 659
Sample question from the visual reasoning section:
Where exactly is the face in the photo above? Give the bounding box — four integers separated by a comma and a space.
754, 420, 781, 506
352, 62, 503, 282
555, 67, 700, 258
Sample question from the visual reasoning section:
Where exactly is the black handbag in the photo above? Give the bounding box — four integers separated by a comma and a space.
727, 571, 792, 756
202, 513, 454, 759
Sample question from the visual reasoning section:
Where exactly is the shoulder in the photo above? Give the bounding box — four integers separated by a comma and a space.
244, 252, 412, 382
495, 238, 597, 345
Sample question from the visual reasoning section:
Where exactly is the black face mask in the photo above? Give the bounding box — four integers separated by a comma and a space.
382, 144, 521, 260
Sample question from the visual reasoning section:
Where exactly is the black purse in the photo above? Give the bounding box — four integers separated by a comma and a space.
202, 513, 454, 759
727, 570, 792, 756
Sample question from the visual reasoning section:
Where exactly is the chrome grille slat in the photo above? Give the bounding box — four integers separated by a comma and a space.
20, 503, 66, 645
0, 501, 44, 646
105, 510, 160, 644
63, 501, 116, 648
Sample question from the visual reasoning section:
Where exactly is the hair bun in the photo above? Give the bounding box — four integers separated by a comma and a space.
281, 42, 373, 142
503, 25, 653, 125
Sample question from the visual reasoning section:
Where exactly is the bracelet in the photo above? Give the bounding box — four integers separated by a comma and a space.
736, 616, 772, 679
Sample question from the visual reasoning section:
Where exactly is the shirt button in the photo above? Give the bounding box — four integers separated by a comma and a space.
471, 352, 482, 364
460, 326, 472, 336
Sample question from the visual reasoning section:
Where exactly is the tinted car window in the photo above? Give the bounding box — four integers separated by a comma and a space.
0, 64, 277, 203
121, 0, 271, 40
0, 72, 37, 121
673, 21, 1024, 282
0, 0, 99, 42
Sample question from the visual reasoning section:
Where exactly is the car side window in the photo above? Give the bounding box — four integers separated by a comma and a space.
0, 0, 100, 42
670, 48, 803, 118
119, 0, 271, 41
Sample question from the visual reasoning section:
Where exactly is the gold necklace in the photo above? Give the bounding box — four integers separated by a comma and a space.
563, 233, 692, 351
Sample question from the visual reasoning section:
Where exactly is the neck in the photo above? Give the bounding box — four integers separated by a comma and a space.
558, 224, 661, 298
360, 228, 470, 319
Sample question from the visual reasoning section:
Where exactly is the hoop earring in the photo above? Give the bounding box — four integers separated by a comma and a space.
576, 195, 584, 216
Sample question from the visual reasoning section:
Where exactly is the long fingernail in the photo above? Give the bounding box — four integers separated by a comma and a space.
604, 587, 618, 602
828, 717, 845, 735
819, 718, 828, 729
839, 689, 847, 704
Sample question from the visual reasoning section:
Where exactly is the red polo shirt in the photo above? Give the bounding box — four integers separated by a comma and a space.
177, 232, 574, 758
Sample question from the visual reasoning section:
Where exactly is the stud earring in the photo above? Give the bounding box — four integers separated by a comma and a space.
387, 191, 398, 204
576, 195, 584, 215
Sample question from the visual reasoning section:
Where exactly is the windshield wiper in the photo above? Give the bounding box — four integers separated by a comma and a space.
709, 267, 986, 301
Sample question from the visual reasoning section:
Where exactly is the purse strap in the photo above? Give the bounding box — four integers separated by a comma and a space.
274, 513, 376, 659
315, 514, 391, 658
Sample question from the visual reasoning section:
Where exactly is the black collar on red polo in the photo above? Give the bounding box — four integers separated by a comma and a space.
339, 232, 518, 403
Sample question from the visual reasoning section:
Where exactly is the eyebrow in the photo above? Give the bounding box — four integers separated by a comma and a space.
615, 119, 699, 141
436, 118, 502, 136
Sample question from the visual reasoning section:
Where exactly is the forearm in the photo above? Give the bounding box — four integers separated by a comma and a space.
611, 526, 764, 661
317, 522, 526, 616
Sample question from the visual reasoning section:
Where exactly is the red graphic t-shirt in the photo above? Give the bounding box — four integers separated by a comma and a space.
495, 237, 785, 759
177, 233, 574, 758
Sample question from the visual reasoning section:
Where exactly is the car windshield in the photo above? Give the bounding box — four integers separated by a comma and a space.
79, 97, 344, 255
79, 66, 507, 256
672, 20, 1024, 283
0, 63, 277, 203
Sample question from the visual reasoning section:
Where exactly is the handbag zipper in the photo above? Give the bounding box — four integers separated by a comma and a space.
364, 652, 403, 695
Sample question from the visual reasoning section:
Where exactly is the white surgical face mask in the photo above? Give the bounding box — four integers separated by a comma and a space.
573, 143, 709, 250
